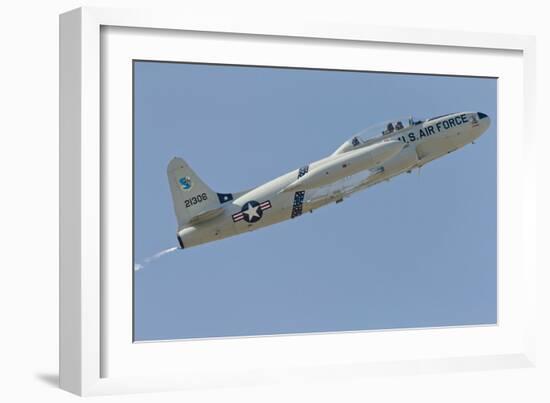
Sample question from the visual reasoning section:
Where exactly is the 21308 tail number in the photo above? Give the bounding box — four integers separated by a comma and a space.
184, 193, 208, 208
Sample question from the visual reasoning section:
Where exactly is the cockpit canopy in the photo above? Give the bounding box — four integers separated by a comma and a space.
333, 116, 423, 155
355, 116, 419, 139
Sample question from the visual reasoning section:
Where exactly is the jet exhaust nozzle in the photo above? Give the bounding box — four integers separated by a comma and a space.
177, 234, 185, 249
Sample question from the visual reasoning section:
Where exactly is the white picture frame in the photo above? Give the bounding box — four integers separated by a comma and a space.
59, 6, 537, 396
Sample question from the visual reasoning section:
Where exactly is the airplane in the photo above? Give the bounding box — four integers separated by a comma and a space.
167, 111, 490, 249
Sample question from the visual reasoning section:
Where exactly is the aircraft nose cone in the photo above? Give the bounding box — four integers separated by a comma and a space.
476, 112, 491, 132
477, 112, 489, 120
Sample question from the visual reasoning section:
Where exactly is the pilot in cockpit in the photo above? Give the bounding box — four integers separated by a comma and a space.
385, 122, 394, 134
395, 121, 404, 130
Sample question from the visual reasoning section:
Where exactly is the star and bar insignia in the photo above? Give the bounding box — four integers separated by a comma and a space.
232, 200, 272, 223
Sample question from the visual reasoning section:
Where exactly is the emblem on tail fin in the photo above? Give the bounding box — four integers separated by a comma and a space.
178, 176, 193, 191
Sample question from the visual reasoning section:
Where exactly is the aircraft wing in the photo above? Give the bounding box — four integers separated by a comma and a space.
302, 168, 386, 211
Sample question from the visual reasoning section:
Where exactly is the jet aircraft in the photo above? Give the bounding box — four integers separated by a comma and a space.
167, 111, 490, 249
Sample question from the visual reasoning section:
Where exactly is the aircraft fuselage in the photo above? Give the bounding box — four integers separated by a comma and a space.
173, 111, 490, 249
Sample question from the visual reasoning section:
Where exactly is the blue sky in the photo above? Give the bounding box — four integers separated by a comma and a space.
133, 61, 497, 341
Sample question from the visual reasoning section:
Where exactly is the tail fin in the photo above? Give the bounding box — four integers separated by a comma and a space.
167, 157, 233, 228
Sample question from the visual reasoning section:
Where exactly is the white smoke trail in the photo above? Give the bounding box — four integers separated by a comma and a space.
134, 246, 179, 271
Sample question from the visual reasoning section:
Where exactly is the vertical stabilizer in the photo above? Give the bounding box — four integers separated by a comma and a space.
167, 158, 220, 228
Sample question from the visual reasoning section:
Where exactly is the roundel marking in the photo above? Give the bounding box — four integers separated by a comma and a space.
232, 199, 273, 223
241, 200, 263, 223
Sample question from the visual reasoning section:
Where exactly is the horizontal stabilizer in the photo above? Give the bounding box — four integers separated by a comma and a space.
187, 206, 224, 226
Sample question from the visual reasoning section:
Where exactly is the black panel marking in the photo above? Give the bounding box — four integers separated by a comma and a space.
217, 193, 234, 204
291, 191, 306, 218
290, 165, 309, 219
